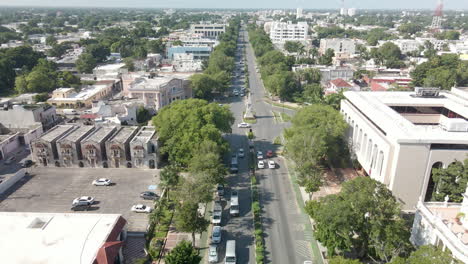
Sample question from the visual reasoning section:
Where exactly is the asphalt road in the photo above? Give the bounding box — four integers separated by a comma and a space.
242, 28, 315, 264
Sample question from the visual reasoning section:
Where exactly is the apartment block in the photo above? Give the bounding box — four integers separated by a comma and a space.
269, 21, 308, 43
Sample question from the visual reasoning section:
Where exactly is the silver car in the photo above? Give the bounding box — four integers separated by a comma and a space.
208, 244, 218, 263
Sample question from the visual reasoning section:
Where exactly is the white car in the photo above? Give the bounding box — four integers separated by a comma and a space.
258, 160, 265, 169
257, 151, 263, 160
268, 160, 276, 169
237, 122, 251, 128
92, 178, 111, 186
238, 148, 245, 158
212, 210, 222, 225
211, 226, 222, 244
208, 244, 219, 263
72, 196, 94, 206
131, 204, 152, 213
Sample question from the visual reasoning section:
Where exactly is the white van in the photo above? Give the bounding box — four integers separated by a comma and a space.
230, 197, 239, 216
225, 240, 236, 264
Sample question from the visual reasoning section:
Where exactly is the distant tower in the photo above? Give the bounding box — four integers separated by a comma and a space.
340, 0, 348, 16
296, 7, 303, 19
430, 0, 443, 32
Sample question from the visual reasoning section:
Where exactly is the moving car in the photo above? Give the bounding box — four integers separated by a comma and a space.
21, 159, 33, 168
211, 226, 222, 244
131, 204, 152, 213
237, 122, 251, 128
92, 178, 111, 186
256, 151, 263, 160
217, 184, 224, 197
268, 160, 276, 169
238, 148, 245, 158
225, 240, 237, 264
208, 244, 219, 263
258, 160, 265, 169
212, 210, 222, 225
140, 191, 158, 200
266, 150, 274, 158
72, 196, 94, 206
230, 195, 239, 217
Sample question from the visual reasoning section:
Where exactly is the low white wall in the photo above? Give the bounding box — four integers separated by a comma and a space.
0, 169, 26, 194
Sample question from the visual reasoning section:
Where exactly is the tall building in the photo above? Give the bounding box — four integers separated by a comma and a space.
296, 7, 303, 19
340, 8, 348, 16
319, 38, 356, 56
348, 8, 357, 16
340, 87, 468, 210
190, 24, 226, 39
269, 21, 309, 43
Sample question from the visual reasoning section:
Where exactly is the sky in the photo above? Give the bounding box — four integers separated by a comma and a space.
0, 0, 467, 10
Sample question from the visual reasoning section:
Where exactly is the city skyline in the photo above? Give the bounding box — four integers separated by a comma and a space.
0, 0, 468, 10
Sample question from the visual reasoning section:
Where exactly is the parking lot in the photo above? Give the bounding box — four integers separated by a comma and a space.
0, 167, 159, 232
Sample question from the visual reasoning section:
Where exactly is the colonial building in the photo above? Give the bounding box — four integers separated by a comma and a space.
105, 126, 139, 168
31, 125, 76, 167
56, 125, 96, 167
80, 126, 117, 168
130, 126, 158, 169
190, 24, 226, 38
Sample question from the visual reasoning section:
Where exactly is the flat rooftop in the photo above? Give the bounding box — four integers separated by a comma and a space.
40, 125, 74, 143
108, 126, 138, 143
0, 212, 123, 264
344, 89, 468, 144
94, 63, 125, 71
129, 73, 192, 91
131, 126, 156, 144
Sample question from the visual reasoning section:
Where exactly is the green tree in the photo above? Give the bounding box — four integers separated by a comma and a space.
174, 201, 209, 246
318, 49, 335, 66
429, 159, 468, 202
329, 256, 363, 264
284, 41, 304, 54
146, 39, 165, 53
45, 35, 57, 46
305, 177, 412, 261
160, 165, 180, 198
136, 106, 152, 124
76, 53, 97, 73
152, 99, 234, 166
302, 83, 324, 104
86, 43, 110, 63
190, 73, 219, 100
390, 245, 460, 264
164, 240, 201, 264
188, 140, 227, 185
398, 23, 423, 35
123, 57, 135, 72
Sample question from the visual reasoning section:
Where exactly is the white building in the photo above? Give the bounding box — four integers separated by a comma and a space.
190, 24, 226, 39
348, 8, 357, 17
296, 8, 303, 19
269, 21, 309, 43
0, 212, 127, 264
341, 87, 468, 210
411, 186, 468, 263
340, 8, 348, 16
319, 38, 356, 56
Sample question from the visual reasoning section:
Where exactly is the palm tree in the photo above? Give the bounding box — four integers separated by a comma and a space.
160, 165, 180, 198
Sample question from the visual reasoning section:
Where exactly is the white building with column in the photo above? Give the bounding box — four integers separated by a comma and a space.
340, 87, 468, 210
410, 186, 468, 263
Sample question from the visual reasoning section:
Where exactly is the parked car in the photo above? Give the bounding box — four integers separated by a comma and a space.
256, 151, 263, 160
140, 191, 158, 200
208, 244, 219, 263
92, 178, 111, 186
268, 160, 276, 169
21, 159, 33, 168
72, 196, 94, 206
211, 226, 222, 244
131, 204, 152, 213
4, 156, 16, 165
266, 150, 274, 158
212, 210, 222, 225
238, 148, 245, 158
258, 160, 265, 169
216, 184, 224, 197
237, 122, 251, 128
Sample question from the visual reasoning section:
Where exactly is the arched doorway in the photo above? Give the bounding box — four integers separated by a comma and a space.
55, 161, 60, 167
425, 162, 443, 201
78, 161, 84, 168
127, 162, 132, 168
149, 160, 155, 169
103, 162, 108, 168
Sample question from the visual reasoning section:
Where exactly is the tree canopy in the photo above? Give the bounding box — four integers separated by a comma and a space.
428, 159, 468, 203
305, 177, 412, 262
411, 54, 468, 89
152, 99, 234, 166
164, 240, 201, 264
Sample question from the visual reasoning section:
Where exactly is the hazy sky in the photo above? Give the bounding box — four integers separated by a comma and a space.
0, 0, 467, 10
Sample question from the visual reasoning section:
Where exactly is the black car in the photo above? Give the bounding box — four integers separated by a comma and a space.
71, 204, 91, 211
21, 160, 33, 168
140, 191, 158, 200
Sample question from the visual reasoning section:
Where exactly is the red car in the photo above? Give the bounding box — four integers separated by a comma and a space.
266, 150, 274, 158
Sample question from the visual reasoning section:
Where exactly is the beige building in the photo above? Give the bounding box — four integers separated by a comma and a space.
105, 126, 139, 168
31, 125, 76, 167
123, 73, 193, 111
190, 24, 226, 38
56, 125, 96, 167
130, 126, 158, 169
48, 81, 116, 108
341, 87, 468, 210
80, 126, 117, 168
